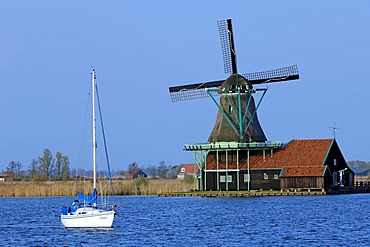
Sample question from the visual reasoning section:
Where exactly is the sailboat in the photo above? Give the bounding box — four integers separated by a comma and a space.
61, 69, 116, 228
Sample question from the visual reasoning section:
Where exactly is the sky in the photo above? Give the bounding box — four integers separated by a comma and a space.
1, 1, 370, 172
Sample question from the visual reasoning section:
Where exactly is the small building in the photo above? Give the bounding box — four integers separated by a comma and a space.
198, 139, 354, 191
125, 169, 148, 180
177, 164, 199, 179
0, 171, 13, 182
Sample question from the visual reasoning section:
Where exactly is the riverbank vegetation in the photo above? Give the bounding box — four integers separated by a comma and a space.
0, 179, 193, 197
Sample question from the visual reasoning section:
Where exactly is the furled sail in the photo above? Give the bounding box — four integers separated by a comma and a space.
78, 188, 97, 204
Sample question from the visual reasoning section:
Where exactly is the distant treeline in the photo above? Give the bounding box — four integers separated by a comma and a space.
1, 149, 182, 182
3, 148, 70, 182
347, 160, 370, 176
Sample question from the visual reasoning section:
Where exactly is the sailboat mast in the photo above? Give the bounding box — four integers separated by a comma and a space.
92, 69, 97, 192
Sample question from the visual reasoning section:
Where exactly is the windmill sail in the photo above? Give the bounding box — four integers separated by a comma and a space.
169, 65, 299, 102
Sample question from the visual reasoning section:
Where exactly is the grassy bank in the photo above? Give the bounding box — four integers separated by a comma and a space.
0, 179, 193, 197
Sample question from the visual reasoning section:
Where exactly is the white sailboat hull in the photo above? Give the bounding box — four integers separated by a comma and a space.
61, 208, 115, 228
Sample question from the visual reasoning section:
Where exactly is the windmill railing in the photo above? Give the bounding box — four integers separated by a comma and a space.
184, 141, 283, 151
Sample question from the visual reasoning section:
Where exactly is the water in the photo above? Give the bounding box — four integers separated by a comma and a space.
0, 194, 369, 246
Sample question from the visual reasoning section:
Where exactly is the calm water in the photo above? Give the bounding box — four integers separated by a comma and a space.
0, 194, 369, 246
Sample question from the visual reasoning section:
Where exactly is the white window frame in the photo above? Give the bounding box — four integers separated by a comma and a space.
220, 175, 232, 183
244, 174, 250, 182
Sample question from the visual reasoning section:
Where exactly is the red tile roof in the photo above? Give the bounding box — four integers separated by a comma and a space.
178, 164, 199, 175
281, 166, 326, 177
206, 139, 334, 177
251, 139, 333, 169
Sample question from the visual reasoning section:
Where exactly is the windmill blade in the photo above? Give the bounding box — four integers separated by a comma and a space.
218, 19, 237, 74
243, 65, 299, 85
169, 79, 223, 102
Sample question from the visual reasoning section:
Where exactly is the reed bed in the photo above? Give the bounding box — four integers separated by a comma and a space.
0, 179, 193, 197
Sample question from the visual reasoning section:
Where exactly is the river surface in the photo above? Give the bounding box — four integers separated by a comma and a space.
0, 194, 369, 246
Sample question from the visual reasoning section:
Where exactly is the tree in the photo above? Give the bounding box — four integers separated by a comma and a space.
147, 164, 157, 179
54, 152, 63, 180
7, 161, 16, 176
118, 170, 125, 177
61, 155, 70, 181
28, 159, 39, 181
128, 162, 139, 173
71, 168, 77, 179
7, 161, 23, 180
157, 161, 167, 179
37, 148, 55, 181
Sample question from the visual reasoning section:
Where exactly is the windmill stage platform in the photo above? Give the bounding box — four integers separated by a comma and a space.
184, 141, 283, 151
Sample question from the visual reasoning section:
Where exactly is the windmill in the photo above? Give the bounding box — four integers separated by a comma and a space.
169, 19, 300, 143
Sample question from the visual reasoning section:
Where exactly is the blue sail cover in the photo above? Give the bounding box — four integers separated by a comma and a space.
78, 188, 97, 204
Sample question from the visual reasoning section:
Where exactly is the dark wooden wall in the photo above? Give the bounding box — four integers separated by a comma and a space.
280, 176, 324, 189
203, 169, 281, 191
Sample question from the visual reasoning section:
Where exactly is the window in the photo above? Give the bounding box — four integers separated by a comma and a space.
264, 173, 268, 180
334, 159, 337, 166
274, 174, 279, 180
220, 175, 232, 183
181, 167, 186, 172
229, 105, 233, 114
244, 174, 250, 182
333, 172, 338, 186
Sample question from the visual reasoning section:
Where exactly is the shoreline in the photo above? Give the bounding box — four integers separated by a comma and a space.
0, 180, 193, 197
2, 180, 370, 198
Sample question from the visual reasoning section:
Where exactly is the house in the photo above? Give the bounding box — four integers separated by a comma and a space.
201, 139, 354, 191
125, 169, 148, 180
177, 164, 199, 179
0, 171, 13, 182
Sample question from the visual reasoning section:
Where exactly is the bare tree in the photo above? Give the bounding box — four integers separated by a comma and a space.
7, 161, 16, 176
61, 156, 70, 181
147, 164, 157, 179
54, 152, 63, 180
7, 161, 23, 180
28, 159, 38, 181
128, 162, 139, 173
157, 161, 167, 179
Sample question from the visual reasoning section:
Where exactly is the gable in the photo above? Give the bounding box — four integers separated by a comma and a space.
323, 140, 353, 173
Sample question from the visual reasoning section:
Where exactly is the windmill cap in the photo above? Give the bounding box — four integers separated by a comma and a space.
219, 74, 253, 94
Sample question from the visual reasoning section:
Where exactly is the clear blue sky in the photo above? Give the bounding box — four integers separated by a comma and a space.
1, 1, 369, 172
